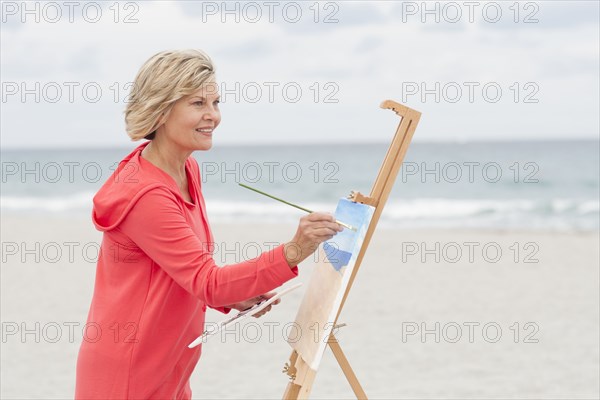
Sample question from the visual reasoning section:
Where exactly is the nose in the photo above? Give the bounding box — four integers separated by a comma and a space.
203, 104, 220, 122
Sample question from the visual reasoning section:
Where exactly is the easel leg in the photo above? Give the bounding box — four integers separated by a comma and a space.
328, 334, 368, 399
283, 351, 317, 399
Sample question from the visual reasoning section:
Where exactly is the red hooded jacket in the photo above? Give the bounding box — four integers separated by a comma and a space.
75, 142, 298, 399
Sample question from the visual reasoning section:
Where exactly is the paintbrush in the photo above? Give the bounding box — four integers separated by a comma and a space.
238, 183, 357, 232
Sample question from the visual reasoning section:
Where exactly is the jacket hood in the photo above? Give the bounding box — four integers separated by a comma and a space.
92, 142, 190, 232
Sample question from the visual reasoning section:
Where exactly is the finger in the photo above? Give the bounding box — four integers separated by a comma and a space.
306, 212, 336, 223
318, 222, 344, 233
244, 296, 262, 305
256, 304, 271, 315
310, 227, 341, 238
304, 220, 342, 235
261, 291, 277, 300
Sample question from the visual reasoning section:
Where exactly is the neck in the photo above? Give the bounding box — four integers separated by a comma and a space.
141, 140, 191, 182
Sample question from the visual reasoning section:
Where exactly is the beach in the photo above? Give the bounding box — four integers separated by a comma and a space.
1, 215, 598, 399
2, 0, 599, 396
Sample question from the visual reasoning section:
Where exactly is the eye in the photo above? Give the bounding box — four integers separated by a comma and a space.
213, 99, 220, 106
193, 100, 204, 106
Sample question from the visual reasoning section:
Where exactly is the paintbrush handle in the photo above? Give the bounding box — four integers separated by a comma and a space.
238, 183, 357, 231
238, 183, 314, 213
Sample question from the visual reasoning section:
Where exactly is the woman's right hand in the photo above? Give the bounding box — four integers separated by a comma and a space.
283, 212, 343, 267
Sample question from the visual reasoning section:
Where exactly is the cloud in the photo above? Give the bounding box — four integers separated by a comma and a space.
1, 1, 598, 148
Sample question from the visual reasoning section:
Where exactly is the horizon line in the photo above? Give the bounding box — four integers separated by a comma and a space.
1, 137, 599, 152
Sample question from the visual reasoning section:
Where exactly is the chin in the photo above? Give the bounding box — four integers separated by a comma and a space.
196, 142, 213, 151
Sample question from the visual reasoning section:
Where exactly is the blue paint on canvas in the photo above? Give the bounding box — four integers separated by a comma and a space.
323, 242, 351, 271
324, 198, 374, 272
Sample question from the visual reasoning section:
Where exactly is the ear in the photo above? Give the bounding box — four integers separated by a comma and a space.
153, 113, 168, 133
157, 112, 168, 126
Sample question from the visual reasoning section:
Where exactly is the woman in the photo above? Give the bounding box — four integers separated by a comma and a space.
75, 50, 342, 399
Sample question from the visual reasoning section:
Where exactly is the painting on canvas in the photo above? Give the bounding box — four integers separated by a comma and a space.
289, 198, 375, 370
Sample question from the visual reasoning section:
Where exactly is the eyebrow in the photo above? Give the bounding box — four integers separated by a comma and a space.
190, 95, 221, 101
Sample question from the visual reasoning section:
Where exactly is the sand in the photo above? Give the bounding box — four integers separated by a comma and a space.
1, 215, 598, 399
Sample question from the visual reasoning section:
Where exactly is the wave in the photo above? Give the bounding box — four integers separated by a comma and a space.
1, 192, 96, 213
1, 193, 598, 231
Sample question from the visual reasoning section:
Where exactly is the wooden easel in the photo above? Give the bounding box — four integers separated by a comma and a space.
282, 100, 421, 399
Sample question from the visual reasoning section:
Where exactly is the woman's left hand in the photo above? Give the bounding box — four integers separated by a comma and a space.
227, 291, 281, 318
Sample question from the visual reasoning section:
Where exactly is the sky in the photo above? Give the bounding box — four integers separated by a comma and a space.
1, 0, 599, 149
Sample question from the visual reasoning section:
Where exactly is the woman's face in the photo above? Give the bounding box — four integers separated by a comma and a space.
159, 82, 221, 152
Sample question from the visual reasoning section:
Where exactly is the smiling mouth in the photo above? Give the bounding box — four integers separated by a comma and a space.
196, 128, 213, 136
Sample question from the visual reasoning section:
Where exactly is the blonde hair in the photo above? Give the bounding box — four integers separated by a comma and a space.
125, 49, 216, 141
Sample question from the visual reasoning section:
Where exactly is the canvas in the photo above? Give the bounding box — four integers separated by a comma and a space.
288, 198, 375, 370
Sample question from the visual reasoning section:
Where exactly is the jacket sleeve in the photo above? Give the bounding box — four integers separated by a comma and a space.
118, 187, 299, 307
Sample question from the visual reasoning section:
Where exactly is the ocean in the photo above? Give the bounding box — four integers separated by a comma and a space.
1, 141, 599, 398
1, 140, 598, 231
